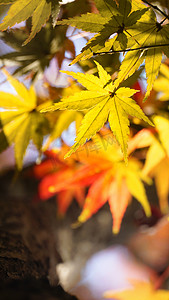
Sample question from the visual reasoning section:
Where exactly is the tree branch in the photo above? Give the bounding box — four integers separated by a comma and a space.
93, 43, 169, 56
142, 0, 169, 21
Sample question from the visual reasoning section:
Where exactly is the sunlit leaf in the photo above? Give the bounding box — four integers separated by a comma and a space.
76, 134, 151, 233
42, 62, 153, 162
0, 71, 49, 169
58, 0, 147, 64
115, 9, 169, 99
128, 117, 169, 213
153, 64, 169, 101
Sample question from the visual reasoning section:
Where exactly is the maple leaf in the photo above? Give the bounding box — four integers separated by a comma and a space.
0, 70, 50, 170
58, 0, 169, 99
58, 0, 148, 64
33, 149, 85, 216
37, 131, 151, 233
42, 61, 153, 162
76, 136, 151, 233
0, 23, 75, 80
104, 280, 169, 300
153, 63, 169, 101
142, 115, 169, 172
147, 158, 169, 213
142, 115, 169, 213
115, 8, 169, 100
0, 0, 60, 44
129, 115, 169, 213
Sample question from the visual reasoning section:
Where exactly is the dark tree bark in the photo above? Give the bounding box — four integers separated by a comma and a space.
0, 171, 76, 299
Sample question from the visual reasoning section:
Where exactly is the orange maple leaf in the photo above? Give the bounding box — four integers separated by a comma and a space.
33, 148, 85, 216
33, 130, 151, 232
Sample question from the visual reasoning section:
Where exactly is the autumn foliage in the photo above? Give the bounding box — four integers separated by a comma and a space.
1, 0, 169, 297
0, 0, 169, 242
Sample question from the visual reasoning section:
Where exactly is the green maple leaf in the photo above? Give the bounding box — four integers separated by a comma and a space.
57, 0, 147, 64
114, 9, 169, 99
0, 71, 49, 170
0, 0, 60, 44
41, 62, 153, 162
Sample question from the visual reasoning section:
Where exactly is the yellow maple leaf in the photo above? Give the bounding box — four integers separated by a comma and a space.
127, 115, 169, 213
0, 70, 50, 169
153, 64, 169, 101
143, 115, 169, 212
42, 61, 153, 163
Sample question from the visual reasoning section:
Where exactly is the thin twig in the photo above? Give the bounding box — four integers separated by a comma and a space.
93, 43, 169, 56
160, 17, 167, 25
142, 0, 169, 20
0, 79, 7, 86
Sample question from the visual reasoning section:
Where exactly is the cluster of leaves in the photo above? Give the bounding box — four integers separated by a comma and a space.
0, 0, 92, 79
42, 61, 153, 162
58, 0, 169, 100
0, 70, 85, 169
0, 0, 61, 44
33, 129, 153, 234
33, 117, 169, 233
0, 0, 169, 236
0, 23, 75, 80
